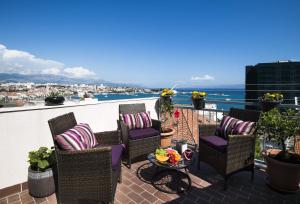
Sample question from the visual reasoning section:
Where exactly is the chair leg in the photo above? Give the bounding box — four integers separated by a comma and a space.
197, 152, 200, 170
118, 165, 122, 183
223, 176, 228, 190
251, 167, 254, 181
128, 157, 131, 169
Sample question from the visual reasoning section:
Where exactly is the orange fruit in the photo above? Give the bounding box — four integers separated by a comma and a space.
156, 154, 169, 162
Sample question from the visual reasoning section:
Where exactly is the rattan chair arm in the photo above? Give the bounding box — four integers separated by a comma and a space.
151, 119, 161, 132
226, 134, 256, 173
199, 124, 218, 137
55, 147, 113, 201
94, 130, 121, 145
119, 120, 129, 145
56, 146, 112, 155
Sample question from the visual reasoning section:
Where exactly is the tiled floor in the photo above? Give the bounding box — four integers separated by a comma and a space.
1, 159, 299, 204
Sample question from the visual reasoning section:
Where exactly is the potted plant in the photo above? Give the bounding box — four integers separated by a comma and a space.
159, 88, 175, 147
259, 92, 283, 112
28, 147, 55, 197
257, 108, 300, 192
191, 91, 206, 110
45, 92, 65, 106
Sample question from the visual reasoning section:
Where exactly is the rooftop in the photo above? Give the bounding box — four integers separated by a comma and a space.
1, 160, 299, 204
0, 98, 299, 204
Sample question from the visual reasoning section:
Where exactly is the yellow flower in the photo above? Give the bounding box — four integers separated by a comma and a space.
161, 92, 166, 97
200, 92, 206, 97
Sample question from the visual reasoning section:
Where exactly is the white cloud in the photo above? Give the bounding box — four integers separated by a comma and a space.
63, 67, 96, 78
41, 68, 61, 75
191, 75, 215, 81
0, 43, 96, 78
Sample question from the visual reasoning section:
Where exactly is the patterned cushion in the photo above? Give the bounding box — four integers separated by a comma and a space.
55, 123, 98, 151
120, 112, 152, 130
135, 112, 152, 129
120, 113, 136, 130
232, 121, 256, 135
215, 116, 240, 139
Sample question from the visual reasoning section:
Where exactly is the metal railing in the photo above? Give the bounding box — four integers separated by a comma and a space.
165, 99, 300, 167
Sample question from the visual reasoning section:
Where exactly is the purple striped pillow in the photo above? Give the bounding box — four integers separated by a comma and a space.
120, 113, 136, 130
232, 121, 256, 135
215, 116, 240, 139
55, 123, 98, 151
135, 112, 152, 129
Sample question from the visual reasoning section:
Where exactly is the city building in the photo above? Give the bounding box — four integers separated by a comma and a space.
245, 61, 300, 109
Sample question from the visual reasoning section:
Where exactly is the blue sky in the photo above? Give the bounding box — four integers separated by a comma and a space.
0, 0, 299, 88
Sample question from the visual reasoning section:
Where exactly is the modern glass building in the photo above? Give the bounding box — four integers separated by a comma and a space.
245, 61, 300, 109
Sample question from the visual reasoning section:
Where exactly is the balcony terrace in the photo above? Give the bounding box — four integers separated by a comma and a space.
0, 97, 299, 204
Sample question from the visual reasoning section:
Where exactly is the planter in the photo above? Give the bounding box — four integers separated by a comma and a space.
259, 98, 281, 112
192, 97, 205, 110
45, 96, 65, 106
160, 95, 172, 104
160, 128, 175, 147
28, 167, 55, 197
295, 136, 300, 155
266, 155, 300, 192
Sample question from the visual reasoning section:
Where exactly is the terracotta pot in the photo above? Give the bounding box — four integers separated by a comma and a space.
191, 97, 205, 110
295, 137, 300, 155
28, 167, 55, 197
160, 128, 175, 147
266, 155, 300, 192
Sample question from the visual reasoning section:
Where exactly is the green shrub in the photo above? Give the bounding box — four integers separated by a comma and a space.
28, 147, 54, 171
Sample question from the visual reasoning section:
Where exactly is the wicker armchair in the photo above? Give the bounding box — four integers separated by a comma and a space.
198, 108, 261, 190
48, 112, 122, 204
118, 103, 161, 168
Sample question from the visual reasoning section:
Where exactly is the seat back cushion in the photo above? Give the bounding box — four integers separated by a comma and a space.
55, 123, 98, 151
135, 112, 152, 129
120, 113, 136, 130
215, 116, 240, 139
232, 121, 256, 135
120, 111, 152, 130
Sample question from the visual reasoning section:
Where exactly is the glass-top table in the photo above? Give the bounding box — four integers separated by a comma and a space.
147, 152, 193, 194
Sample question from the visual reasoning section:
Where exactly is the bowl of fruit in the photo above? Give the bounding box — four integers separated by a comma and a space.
155, 148, 181, 165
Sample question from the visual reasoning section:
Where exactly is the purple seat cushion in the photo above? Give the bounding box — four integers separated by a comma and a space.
94, 144, 124, 170
128, 127, 159, 140
200, 136, 228, 153
111, 144, 124, 170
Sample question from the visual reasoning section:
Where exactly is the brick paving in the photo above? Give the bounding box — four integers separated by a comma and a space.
1, 159, 299, 204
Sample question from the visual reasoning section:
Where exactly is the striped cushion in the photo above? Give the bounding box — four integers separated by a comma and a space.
232, 121, 256, 135
55, 123, 98, 151
215, 116, 240, 139
135, 112, 152, 129
120, 112, 152, 130
120, 113, 136, 130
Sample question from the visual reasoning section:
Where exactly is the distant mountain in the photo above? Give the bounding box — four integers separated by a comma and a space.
0, 73, 140, 87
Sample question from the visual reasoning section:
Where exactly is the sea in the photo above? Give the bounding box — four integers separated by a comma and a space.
95, 88, 245, 111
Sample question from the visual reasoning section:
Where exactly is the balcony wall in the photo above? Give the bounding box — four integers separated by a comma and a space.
0, 97, 159, 189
